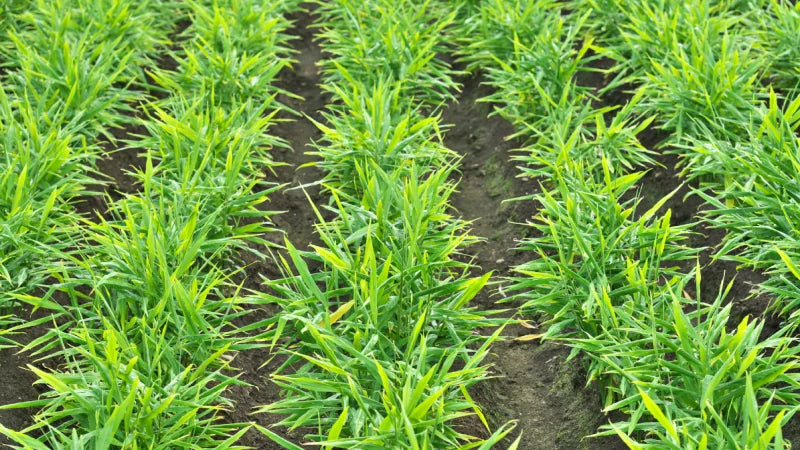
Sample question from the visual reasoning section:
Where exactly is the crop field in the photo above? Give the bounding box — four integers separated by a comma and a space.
3, 0, 800, 448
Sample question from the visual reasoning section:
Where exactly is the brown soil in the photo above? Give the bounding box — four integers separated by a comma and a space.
0, 309, 58, 447
266, 6, 330, 256
218, 4, 329, 448
443, 75, 537, 290
442, 73, 626, 449
0, 346, 39, 446
76, 119, 149, 218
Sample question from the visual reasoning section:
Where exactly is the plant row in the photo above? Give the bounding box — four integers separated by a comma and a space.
1, 0, 300, 446
0, 0, 173, 340
450, 0, 800, 447
252, 0, 517, 448
569, 0, 800, 324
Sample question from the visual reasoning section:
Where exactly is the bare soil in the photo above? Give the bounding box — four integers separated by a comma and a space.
218, 4, 331, 448
0, 344, 39, 446
0, 309, 58, 447
441, 73, 626, 449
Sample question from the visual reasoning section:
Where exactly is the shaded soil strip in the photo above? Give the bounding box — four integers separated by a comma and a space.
220, 4, 329, 448
0, 339, 40, 446
266, 4, 330, 257
77, 117, 150, 217
442, 73, 627, 449
0, 303, 68, 446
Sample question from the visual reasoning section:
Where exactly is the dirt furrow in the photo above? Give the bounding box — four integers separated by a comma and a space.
442, 74, 627, 449
0, 339, 39, 445
221, 4, 328, 448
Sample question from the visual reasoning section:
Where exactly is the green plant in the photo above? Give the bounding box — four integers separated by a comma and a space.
508, 158, 695, 338
3, 0, 174, 139
1, 98, 282, 450
585, 278, 800, 448
638, 30, 762, 149
453, 0, 563, 73
131, 97, 283, 257
689, 91, 800, 320
12, 0, 174, 75
757, 1, 800, 93
308, 77, 455, 196
511, 89, 657, 179
256, 162, 510, 447
454, 0, 657, 180
1, 311, 251, 448
443, 0, 800, 447
315, 0, 460, 109
0, 0, 294, 446
254, 1, 519, 445
461, 1, 595, 128
149, 0, 296, 110
0, 86, 97, 323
